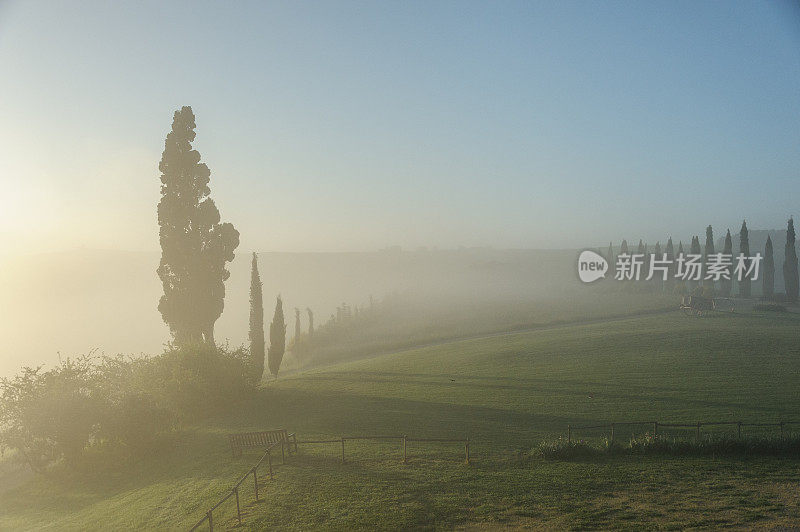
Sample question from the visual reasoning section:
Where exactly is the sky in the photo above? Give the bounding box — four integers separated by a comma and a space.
0, 0, 799, 255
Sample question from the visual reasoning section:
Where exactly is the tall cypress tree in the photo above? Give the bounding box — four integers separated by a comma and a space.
784, 218, 799, 303
294, 308, 302, 342
653, 241, 662, 288
156, 106, 240, 345
763, 236, 775, 300
677, 241, 686, 293
739, 220, 751, 298
268, 296, 286, 378
306, 308, 314, 337
719, 229, 733, 297
665, 237, 675, 290
703, 225, 714, 288
689, 236, 702, 291
249, 253, 265, 381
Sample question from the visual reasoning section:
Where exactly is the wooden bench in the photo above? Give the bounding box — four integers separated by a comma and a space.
228, 429, 297, 457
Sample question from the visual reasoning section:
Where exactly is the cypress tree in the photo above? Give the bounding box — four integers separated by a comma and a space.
620, 239, 629, 255
676, 241, 686, 293
665, 237, 675, 289
306, 307, 314, 337
719, 229, 733, 297
268, 296, 286, 378
156, 106, 240, 345
689, 236, 702, 291
653, 241, 662, 288
739, 220, 751, 298
784, 218, 799, 303
703, 225, 714, 288
763, 236, 774, 300
249, 253, 265, 381
294, 308, 302, 342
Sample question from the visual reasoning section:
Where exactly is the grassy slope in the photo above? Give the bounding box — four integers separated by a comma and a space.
2, 310, 800, 530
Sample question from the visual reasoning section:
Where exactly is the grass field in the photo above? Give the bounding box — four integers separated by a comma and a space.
2, 308, 800, 530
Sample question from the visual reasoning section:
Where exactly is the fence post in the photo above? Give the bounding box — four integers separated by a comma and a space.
281, 440, 286, 464
341, 437, 345, 464
253, 467, 259, 501
653, 421, 658, 438
268, 450, 273, 479
696, 422, 701, 441
738, 421, 742, 439
610, 423, 615, 445
567, 425, 571, 444
293, 433, 298, 453
465, 439, 470, 464
403, 435, 407, 464
207, 510, 213, 532
235, 487, 241, 525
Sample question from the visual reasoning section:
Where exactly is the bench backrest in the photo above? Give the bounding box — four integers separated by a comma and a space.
229, 429, 289, 455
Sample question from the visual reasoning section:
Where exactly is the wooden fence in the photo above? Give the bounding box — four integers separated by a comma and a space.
567, 420, 800, 444
188, 433, 469, 531
295, 435, 470, 464
189, 439, 286, 531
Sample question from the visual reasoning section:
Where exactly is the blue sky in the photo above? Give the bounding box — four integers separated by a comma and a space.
0, 0, 798, 254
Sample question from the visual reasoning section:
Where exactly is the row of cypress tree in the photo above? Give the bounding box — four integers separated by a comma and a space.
607, 218, 799, 302
248, 253, 316, 380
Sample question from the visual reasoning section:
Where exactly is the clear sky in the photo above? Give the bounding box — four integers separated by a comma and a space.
1, 0, 798, 255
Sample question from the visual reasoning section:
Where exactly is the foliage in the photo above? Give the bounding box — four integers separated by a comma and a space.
0, 345, 254, 471
753, 303, 787, 312
249, 253, 265, 382
739, 220, 751, 297
268, 296, 286, 377
538, 433, 800, 460
720, 229, 733, 297
784, 217, 798, 303
763, 235, 774, 299
156, 106, 240, 345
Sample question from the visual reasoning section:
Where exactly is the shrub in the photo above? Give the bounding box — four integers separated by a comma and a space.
536, 433, 800, 461
0, 344, 255, 470
753, 303, 787, 312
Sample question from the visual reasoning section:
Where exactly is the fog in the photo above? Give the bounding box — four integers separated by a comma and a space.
0, 246, 581, 377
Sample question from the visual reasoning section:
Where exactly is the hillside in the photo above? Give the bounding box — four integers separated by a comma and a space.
2, 310, 799, 529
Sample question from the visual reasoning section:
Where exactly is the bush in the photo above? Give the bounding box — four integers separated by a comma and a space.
753, 303, 787, 312
536, 433, 800, 461
0, 344, 255, 471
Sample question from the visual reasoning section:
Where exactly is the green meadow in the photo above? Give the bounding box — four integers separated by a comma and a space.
2, 309, 800, 530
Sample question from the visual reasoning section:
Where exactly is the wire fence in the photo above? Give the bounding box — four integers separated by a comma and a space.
295, 435, 470, 464
567, 420, 800, 444
189, 433, 469, 531
189, 439, 285, 531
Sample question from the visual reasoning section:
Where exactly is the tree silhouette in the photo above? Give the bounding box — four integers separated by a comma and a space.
306, 308, 314, 337
763, 236, 774, 300
719, 229, 733, 297
665, 237, 675, 289
784, 217, 799, 303
689, 236, 701, 291
156, 106, 239, 345
294, 308, 302, 342
703, 225, 714, 288
739, 220, 750, 298
268, 296, 286, 378
249, 253, 265, 381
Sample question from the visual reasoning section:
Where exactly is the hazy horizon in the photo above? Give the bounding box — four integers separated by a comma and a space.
2, 0, 799, 258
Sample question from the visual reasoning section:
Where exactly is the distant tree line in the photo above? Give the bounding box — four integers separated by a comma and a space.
605, 218, 799, 302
